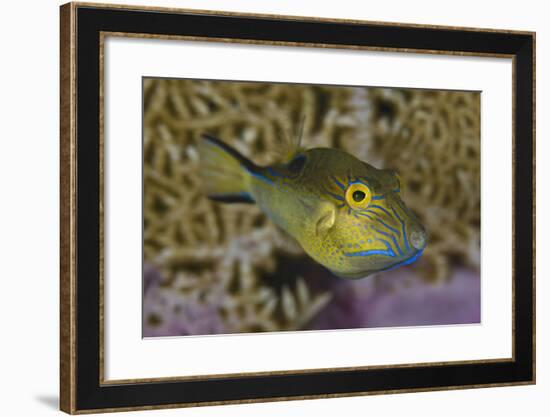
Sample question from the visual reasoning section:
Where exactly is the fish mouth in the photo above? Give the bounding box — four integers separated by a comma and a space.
381, 248, 424, 272
343, 247, 424, 273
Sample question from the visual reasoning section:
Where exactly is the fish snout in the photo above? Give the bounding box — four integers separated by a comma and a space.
409, 224, 427, 251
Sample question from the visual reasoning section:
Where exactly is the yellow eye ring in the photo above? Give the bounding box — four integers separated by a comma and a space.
345, 183, 372, 210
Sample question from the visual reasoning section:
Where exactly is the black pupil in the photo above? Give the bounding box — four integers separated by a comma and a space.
353, 190, 366, 202
288, 154, 306, 173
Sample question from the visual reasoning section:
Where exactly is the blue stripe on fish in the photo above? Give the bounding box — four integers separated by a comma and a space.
370, 204, 394, 220
344, 249, 394, 258
331, 175, 346, 191
390, 205, 411, 253
323, 189, 344, 202
376, 237, 397, 257
344, 238, 396, 258
248, 169, 274, 185
374, 227, 403, 256
355, 212, 375, 221
266, 167, 286, 179
380, 249, 423, 272
375, 218, 400, 235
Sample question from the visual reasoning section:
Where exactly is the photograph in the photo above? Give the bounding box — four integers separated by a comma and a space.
0, 0, 544, 414
142, 78, 481, 337
56, 3, 535, 413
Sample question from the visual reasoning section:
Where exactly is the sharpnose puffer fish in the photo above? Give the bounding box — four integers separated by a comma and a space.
198, 133, 427, 279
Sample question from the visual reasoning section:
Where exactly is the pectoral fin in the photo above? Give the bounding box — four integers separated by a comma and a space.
315, 203, 336, 237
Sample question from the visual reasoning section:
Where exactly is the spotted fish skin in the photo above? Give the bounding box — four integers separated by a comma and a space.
198, 134, 427, 279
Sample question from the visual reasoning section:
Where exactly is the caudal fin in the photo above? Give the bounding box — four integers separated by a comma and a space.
197, 134, 255, 203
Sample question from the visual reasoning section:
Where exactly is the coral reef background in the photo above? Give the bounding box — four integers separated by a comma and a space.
142, 78, 481, 337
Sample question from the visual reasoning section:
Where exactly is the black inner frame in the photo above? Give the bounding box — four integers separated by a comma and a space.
74, 5, 534, 411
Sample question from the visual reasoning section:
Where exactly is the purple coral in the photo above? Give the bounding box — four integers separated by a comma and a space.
310, 267, 480, 330
143, 263, 227, 337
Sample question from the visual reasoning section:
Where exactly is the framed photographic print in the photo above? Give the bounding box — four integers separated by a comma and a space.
59, 2, 535, 414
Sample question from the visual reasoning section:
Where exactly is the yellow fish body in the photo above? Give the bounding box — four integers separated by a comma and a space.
198, 134, 427, 279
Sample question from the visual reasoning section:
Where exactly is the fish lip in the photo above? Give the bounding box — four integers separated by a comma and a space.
343, 247, 423, 261
335, 248, 424, 279
343, 249, 395, 258
383, 248, 424, 271
342, 247, 424, 271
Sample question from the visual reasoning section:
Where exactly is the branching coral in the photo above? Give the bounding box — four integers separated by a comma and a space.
362, 88, 480, 282
142, 78, 480, 336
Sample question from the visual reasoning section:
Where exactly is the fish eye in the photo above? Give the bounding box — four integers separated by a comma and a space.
345, 183, 372, 210
353, 190, 366, 202
287, 154, 306, 174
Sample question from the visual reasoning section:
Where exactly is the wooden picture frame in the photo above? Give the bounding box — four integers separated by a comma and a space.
60, 2, 535, 414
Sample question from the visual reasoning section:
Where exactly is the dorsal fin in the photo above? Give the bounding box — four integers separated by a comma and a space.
275, 115, 307, 163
